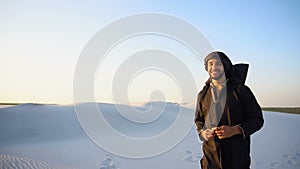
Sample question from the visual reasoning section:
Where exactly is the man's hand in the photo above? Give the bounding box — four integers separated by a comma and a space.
200, 129, 216, 142
215, 125, 242, 139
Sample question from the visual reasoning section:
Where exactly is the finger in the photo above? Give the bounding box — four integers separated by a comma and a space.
218, 135, 225, 139
207, 131, 215, 135
207, 134, 215, 138
208, 135, 214, 138
208, 129, 215, 133
217, 132, 226, 138
215, 130, 224, 135
206, 133, 213, 138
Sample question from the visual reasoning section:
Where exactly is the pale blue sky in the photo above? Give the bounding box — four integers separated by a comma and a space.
0, 0, 299, 106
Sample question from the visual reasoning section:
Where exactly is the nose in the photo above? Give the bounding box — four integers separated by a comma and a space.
211, 63, 217, 70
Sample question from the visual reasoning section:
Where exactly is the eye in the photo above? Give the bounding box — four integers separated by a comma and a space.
216, 62, 222, 66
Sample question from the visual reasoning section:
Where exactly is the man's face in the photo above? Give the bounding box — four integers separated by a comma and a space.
207, 58, 225, 80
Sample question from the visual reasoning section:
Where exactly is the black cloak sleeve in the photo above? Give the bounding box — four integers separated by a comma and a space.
238, 85, 264, 137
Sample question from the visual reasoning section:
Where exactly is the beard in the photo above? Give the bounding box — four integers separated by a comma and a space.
210, 71, 225, 80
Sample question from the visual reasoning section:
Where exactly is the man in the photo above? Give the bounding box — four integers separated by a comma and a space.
194, 51, 264, 169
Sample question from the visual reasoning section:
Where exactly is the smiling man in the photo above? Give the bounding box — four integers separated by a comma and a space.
194, 51, 264, 169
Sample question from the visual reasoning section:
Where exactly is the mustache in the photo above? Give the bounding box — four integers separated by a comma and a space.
211, 69, 222, 72
210, 71, 225, 80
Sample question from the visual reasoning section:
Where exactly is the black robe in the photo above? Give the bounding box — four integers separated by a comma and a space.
194, 64, 264, 169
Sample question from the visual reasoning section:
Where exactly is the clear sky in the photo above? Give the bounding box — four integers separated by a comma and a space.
0, 0, 299, 107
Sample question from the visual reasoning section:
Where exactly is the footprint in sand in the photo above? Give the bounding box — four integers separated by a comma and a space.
287, 159, 300, 167
183, 150, 202, 162
98, 154, 120, 169
283, 152, 300, 166
283, 154, 296, 159
251, 160, 260, 167
281, 149, 300, 167
0, 154, 70, 169
270, 161, 280, 167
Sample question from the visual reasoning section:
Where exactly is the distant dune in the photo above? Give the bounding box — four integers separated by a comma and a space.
262, 107, 300, 114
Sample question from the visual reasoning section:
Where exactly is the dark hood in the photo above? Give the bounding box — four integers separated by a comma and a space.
229, 64, 249, 84
204, 51, 249, 85
204, 51, 233, 79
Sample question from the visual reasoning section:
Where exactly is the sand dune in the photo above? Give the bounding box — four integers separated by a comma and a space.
0, 154, 73, 169
0, 103, 299, 169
